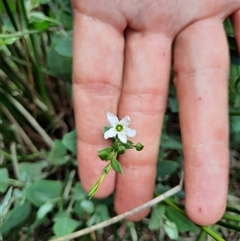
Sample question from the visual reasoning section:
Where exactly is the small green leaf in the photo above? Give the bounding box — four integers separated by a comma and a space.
0, 187, 13, 219
73, 183, 86, 201
80, 200, 94, 214
0, 168, 9, 193
62, 130, 77, 154
97, 147, 113, 160
148, 205, 165, 230
1, 200, 31, 235
48, 140, 69, 165
111, 158, 123, 174
19, 161, 47, 182
53, 217, 79, 238
37, 202, 54, 220
165, 206, 196, 232
163, 219, 179, 240
55, 32, 73, 57
157, 161, 178, 178
23, 180, 63, 207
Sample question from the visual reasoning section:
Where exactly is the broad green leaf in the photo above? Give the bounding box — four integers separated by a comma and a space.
55, 32, 72, 57
95, 205, 109, 221
163, 219, 179, 240
148, 205, 165, 230
157, 161, 179, 178
80, 200, 94, 214
48, 140, 69, 165
111, 158, 123, 174
62, 130, 77, 154
73, 183, 86, 201
19, 161, 47, 182
1, 200, 31, 235
0, 168, 9, 193
53, 217, 79, 237
37, 202, 54, 220
23, 180, 63, 207
165, 206, 196, 232
47, 43, 72, 76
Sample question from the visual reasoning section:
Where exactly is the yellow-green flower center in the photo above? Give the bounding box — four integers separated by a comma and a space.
116, 124, 123, 132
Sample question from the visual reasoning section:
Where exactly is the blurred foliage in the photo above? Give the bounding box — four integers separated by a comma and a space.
0, 1, 240, 241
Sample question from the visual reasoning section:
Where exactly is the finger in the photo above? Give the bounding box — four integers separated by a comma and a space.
115, 30, 172, 220
174, 20, 229, 225
231, 9, 240, 53
72, 9, 126, 197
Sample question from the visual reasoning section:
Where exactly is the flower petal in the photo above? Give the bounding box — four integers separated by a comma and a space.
120, 115, 130, 127
118, 132, 127, 143
107, 112, 119, 126
104, 128, 117, 139
126, 128, 136, 137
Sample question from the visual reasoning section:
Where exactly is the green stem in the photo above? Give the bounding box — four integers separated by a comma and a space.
226, 205, 240, 215
196, 230, 207, 241
8, 178, 25, 188
164, 199, 225, 241
217, 221, 240, 231
2, 0, 19, 31
18, 0, 51, 110
222, 213, 240, 222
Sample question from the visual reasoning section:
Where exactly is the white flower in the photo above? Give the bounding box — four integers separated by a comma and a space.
104, 112, 136, 143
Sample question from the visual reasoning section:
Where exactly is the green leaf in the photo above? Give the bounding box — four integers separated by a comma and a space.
0, 187, 13, 219
48, 140, 69, 165
168, 97, 179, 113
165, 206, 196, 232
55, 32, 72, 57
0, 168, 9, 193
23, 180, 63, 207
95, 205, 109, 221
157, 161, 178, 178
148, 205, 165, 230
161, 134, 182, 150
80, 200, 94, 214
1, 200, 31, 235
73, 183, 86, 201
62, 130, 77, 154
47, 43, 72, 76
19, 161, 47, 182
163, 219, 179, 240
37, 202, 54, 220
53, 217, 79, 238
111, 157, 123, 174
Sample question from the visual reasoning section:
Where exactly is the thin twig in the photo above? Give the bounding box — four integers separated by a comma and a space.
49, 178, 183, 241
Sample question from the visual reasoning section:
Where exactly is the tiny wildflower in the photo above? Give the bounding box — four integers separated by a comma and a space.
104, 112, 136, 143
88, 111, 143, 199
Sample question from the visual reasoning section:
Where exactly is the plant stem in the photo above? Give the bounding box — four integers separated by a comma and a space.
217, 221, 240, 231
6, 93, 53, 147
18, 0, 51, 109
222, 213, 240, 222
2, 0, 19, 31
163, 199, 225, 241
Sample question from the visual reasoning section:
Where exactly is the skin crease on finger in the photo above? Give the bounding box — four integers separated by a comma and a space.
71, 0, 240, 226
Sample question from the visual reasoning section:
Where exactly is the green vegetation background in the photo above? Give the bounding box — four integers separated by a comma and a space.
0, 1, 239, 240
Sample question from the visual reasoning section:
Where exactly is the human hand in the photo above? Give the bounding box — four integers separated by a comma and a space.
71, 0, 240, 226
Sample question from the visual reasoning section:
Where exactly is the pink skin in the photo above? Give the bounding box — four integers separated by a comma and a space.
71, 0, 240, 225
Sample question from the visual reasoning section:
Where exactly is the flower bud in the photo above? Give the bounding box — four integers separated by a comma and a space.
97, 147, 113, 160
135, 142, 144, 151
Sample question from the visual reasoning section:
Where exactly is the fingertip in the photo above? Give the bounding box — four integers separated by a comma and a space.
231, 9, 240, 54
185, 195, 227, 226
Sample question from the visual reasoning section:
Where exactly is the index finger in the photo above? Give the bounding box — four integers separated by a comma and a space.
72, 6, 126, 196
